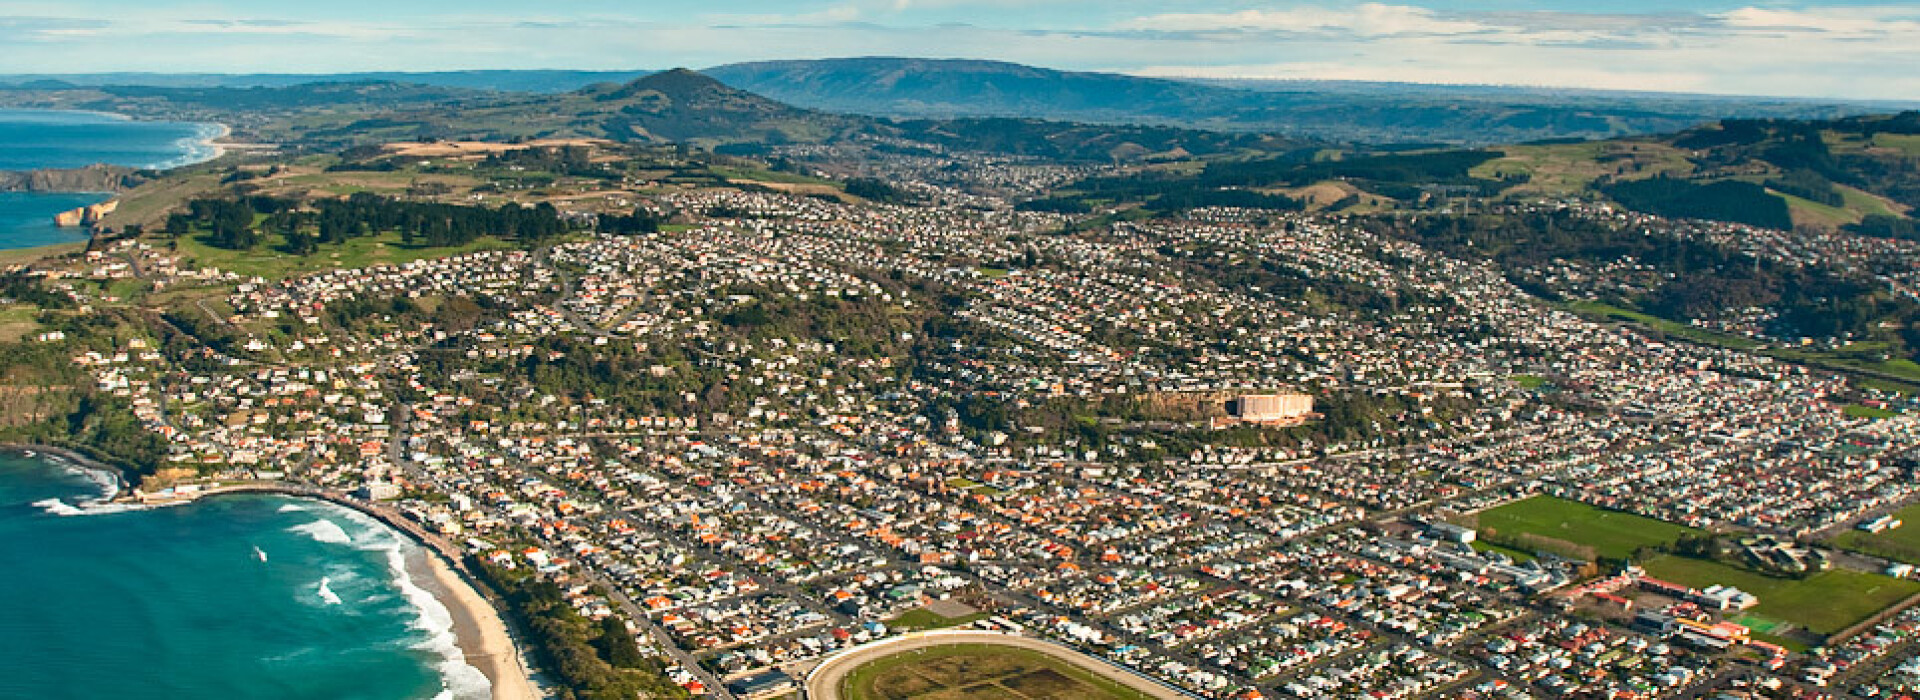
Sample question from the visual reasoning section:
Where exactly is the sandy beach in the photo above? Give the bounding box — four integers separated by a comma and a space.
413, 548, 542, 700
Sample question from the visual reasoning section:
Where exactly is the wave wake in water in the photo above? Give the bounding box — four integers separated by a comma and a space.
288, 518, 353, 545
317, 576, 343, 606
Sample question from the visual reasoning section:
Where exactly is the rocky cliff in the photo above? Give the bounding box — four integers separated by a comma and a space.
0, 164, 148, 193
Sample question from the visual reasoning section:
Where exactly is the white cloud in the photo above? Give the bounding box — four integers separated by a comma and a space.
1719, 6, 1920, 37
1122, 3, 1486, 37
0, 3, 1916, 101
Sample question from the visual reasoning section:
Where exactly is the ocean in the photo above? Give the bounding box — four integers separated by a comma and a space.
0, 452, 488, 699
0, 109, 223, 251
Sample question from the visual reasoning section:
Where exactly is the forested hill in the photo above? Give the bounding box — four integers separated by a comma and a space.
1558, 113, 1920, 236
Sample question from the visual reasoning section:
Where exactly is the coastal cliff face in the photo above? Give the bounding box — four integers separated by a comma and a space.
53, 200, 119, 227
0, 164, 148, 194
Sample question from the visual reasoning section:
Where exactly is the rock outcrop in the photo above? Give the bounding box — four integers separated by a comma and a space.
0, 164, 148, 193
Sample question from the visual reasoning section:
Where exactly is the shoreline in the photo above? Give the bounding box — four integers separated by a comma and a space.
0, 443, 128, 493
196, 122, 233, 166
0, 108, 232, 175
0, 456, 544, 700
175, 483, 546, 700
412, 546, 542, 700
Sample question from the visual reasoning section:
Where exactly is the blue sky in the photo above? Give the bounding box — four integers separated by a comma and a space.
3, 1, 1918, 100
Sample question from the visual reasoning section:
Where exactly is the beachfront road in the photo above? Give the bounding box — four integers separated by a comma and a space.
802, 630, 1194, 700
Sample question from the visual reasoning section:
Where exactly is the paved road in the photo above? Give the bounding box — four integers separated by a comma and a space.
802, 630, 1196, 700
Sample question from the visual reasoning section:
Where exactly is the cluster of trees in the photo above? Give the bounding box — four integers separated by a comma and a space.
483, 145, 603, 177
1667, 114, 1920, 223
317, 193, 570, 248
1765, 169, 1845, 207
598, 207, 662, 235
0, 307, 169, 478
172, 193, 574, 252
844, 177, 912, 204
1028, 148, 1510, 214
1600, 177, 1794, 230
171, 197, 276, 249
474, 563, 688, 700
886, 117, 1281, 163
1377, 209, 1920, 355
1202, 149, 1504, 192
1851, 214, 1920, 240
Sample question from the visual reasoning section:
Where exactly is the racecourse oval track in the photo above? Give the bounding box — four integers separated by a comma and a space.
802, 630, 1194, 700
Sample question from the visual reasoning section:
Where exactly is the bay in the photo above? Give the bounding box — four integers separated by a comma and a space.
0, 109, 222, 251
0, 452, 478, 699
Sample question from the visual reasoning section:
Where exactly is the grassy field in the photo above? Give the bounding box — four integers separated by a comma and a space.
1469, 140, 1694, 197
1770, 345, 1920, 384
1470, 540, 1538, 564
1838, 184, 1904, 218
169, 229, 520, 281
1833, 502, 1920, 566
0, 241, 87, 268
1867, 133, 1920, 157
885, 608, 994, 632
1844, 404, 1901, 420
1562, 301, 1762, 351
1512, 374, 1547, 390
1467, 495, 1700, 561
1776, 189, 1863, 228
1642, 555, 1920, 637
840, 644, 1153, 700
0, 306, 41, 343
1564, 301, 1920, 392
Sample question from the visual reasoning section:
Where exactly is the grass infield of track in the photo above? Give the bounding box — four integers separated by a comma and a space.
838, 643, 1156, 700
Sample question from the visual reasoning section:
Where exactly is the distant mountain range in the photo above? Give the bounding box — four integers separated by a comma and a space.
703, 58, 1906, 145
7, 58, 1915, 145
0, 70, 653, 94
0, 69, 1293, 162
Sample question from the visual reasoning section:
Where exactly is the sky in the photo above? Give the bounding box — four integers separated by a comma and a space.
2, 1, 1918, 100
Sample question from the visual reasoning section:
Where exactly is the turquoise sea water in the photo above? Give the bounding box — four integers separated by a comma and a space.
0, 192, 107, 250
0, 452, 487, 699
0, 109, 220, 172
0, 109, 221, 251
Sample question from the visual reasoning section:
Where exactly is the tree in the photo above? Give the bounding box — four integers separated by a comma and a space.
595, 616, 646, 669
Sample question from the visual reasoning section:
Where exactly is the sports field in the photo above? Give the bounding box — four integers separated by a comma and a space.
840, 644, 1155, 700
1467, 495, 1700, 561
1642, 555, 1920, 636
1833, 502, 1920, 565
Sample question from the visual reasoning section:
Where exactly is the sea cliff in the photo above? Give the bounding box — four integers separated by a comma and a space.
0, 164, 148, 194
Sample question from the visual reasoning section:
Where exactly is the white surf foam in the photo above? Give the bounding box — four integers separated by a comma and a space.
54, 462, 121, 500
277, 503, 309, 513
385, 546, 492, 700
291, 499, 491, 698
32, 498, 84, 516
317, 576, 342, 606
37, 496, 190, 517
288, 519, 353, 545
